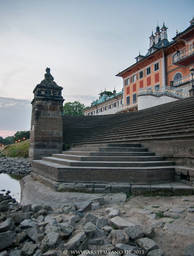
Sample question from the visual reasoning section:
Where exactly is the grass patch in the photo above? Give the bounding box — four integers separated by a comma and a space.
2, 140, 30, 158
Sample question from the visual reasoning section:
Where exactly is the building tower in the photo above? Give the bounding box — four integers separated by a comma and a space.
155, 25, 161, 44
149, 31, 155, 48
161, 22, 168, 40
29, 68, 64, 160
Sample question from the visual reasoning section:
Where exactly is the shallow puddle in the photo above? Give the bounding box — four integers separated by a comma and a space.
0, 173, 21, 202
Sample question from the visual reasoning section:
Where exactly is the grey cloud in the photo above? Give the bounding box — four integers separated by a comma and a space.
0, 97, 31, 131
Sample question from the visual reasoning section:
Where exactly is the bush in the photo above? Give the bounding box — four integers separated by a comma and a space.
2, 140, 30, 158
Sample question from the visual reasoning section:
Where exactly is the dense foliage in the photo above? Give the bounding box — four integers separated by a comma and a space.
0, 131, 30, 145
2, 140, 30, 158
63, 101, 85, 116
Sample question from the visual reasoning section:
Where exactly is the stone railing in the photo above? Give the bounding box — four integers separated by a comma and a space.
173, 47, 194, 64
138, 87, 188, 99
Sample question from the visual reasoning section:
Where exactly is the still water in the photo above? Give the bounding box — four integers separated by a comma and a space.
0, 173, 21, 202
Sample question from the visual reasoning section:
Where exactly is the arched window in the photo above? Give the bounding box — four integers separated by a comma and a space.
173, 72, 182, 86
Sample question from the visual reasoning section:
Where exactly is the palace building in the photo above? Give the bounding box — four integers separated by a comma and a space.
116, 18, 194, 111
84, 89, 123, 116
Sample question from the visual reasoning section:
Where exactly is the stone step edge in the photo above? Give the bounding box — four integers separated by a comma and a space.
32, 159, 175, 170
43, 156, 173, 165
31, 173, 194, 195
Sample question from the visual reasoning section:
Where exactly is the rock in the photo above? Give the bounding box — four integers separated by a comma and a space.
170, 208, 185, 214
0, 201, 9, 212
15, 231, 28, 245
21, 241, 37, 256
69, 215, 81, 226
109, 230, 129, 245
91, 202, 100, 210
26, 226, 40, 242
61, 204, 76, 214
147, 249, 164, 256
84, 213, 98, 225
96, 217, 108, 229
9, 249, 21, 256
0, 231, 16, 250
10, 211, 32, 224
124, 224, 144, 240
22, 205, 32, 212
184, 243, 194, 256
84, 222, 97, 239
20, 219, 36, 228
88, 237, 105, 245
115, 243, 136, 251
106, 208, 120, 218
0, 251, 8, 256
109, 216, 136, 229
144, 226, 155, 238
60, 223, 74, 238
65, 232, 87, 249
136, 238, 158, 253
0, 217, 14, 232
42, 232, 60, 249
188, 208, 194, 213
74, 201, 92, 212
102, 225, 113, 234
32, 204, 43, 213
43, 250, 58, 256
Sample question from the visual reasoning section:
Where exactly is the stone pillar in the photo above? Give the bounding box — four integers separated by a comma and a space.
29, 68, 64, 160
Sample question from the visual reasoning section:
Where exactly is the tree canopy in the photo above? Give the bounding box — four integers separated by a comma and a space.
63, 101, 85, 116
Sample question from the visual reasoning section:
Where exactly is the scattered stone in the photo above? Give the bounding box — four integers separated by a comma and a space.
96, 217, 108, 229
75, 201, 92, 212
147, 249, 164, 256
109, 230, 129, 245
106, 207, 120, 218
65, 232, 87, 250
115, 243, 136, 251
136, 237, 158, 253
9, 249, 21, 256
188, 208, 194, 213
91, 202, 100, 210
0, 217, 14, 232
43, 250, 58, 256
0, 251, 8, 256
20, 219, 36, 228
184, 243, 194, 256
60, 223, 74, 238
88, 237, 105, 245
124, 224, 144, 240
109, 216, 136, 229
26, 226, 39, 242
42, 232, 60, 249
84, 222, 97, 237
69, 215, 81, 226
21, 241, 37, 256
84, 213, 98, 225
0, 231, 16, 250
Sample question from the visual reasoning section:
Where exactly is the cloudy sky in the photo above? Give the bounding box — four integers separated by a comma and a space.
0, 0, 193, 137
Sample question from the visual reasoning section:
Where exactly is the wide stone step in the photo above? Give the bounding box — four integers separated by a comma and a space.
53, 153, 163, 162
62, 151, 156, 156
43, 156, 174, 167
32, 160, 175, 184
74, 131, 194, 145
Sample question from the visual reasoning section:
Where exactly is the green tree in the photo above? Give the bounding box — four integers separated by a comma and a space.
14, 131, 30, 142
3, 136, 15, 145
63, 101, 85, 116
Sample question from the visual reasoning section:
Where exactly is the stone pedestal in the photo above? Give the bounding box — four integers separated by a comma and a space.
29, 68, 64, 160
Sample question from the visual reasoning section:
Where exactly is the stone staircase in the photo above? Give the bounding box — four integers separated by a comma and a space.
63, 96, 194, 145
32, 143, 175, 186
32, 97, 194, 192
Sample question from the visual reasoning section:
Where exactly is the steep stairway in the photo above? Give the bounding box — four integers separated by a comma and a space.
32, 143, 175, 185
64, 96, 194, 145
